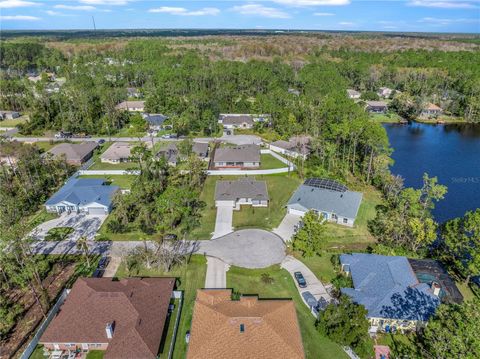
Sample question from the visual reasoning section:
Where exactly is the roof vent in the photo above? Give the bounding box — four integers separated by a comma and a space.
431, 281, 441, 296
240, 324, 245, 333
106, 321, 115, 339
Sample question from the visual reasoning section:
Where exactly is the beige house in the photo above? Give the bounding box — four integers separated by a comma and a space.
47, 142, 98, 165
100, 142, 133, 164
115, 101, 145, 112
421, 103, 443, 117
215, 178, 269, 209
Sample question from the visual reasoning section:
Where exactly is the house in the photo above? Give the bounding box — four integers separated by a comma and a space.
269, 135, 311, 159
143, 113, 169, 131
100, 142, 133, 164
218, 113, 270, 129
115, 101, 145, 112
347, 89, 361, 99
366, 101, 388, 113
0, 110, 20, 120
45, 177, 119, 215
186, 289, 305, 359
212, 144, 260, 169
377, 87, 394, 98
339, 253, 443, 333
47, 142, 98, 165
40, 277, 175, 359
286, 178, 363, 227
215, 178, 269, 209
421, 103, 443, 117
126, 87, 141, 98
156, 141, 209, 165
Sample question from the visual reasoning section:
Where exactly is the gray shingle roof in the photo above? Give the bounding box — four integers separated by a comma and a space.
143, 114, 168, 126
366, 101, 388, 108
219, 114, 254, 126
340, 253, 440, 321
213, 144, 260, 163
48, 142, 98, 162
215, 178, 269, 201
287, 184, 362, 219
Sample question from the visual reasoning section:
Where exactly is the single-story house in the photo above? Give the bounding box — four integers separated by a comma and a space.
347, 89, 361, 99
269, 135, 311, 159
421, 103, 443, 117
366, 101, 388, 113
40, 277, 175, 359
215, 177, 269, 209
126, 87, 141, 98
287, 178, 363, 227
218, 114, 270, 129
0, 110, 20, 120
45, 177, 119, 215
187, 289, 305, 359
115, 101, 145, 112
100, 142, 132, 163
47, 142, 98, 165
377, 87, 394, 98
143, 113, 169, 131
340, 253, 442, 333
156, 141, 208, 165
213, 144, 260, 169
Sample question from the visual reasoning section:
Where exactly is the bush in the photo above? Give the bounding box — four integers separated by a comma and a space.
260, 273, 275, 285
107, 218, 126, 233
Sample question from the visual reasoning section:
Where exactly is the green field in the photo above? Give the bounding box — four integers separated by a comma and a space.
227, 265, 348, 359
370, 112, 403, 123
115, 255, 207, 359
78, 175, 137, 189
259, 153, 287, 169
190, 173, 301, 239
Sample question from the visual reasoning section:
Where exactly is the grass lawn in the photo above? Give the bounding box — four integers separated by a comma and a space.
370, 113, 404, 123
114, 126, 146, 138
227, 265, 348, 359
158, 299, 180, 359
0, 115, 28, 127
190, 173, 301, 239
115, 255, 207, 359
455, 280, 476, 301
259, 153, 287, 169
86, 351, 104, 359
45, 227, 74, 241
78, 175, 137, 189
89, 160, 139, 170
32, 141, 60, 152
296, 253, 338, 284
29, 345, 45, 359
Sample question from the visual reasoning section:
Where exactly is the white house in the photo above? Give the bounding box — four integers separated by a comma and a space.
218, 113, 270, 129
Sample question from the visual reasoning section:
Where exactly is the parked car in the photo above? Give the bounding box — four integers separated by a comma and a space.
92, 269, 104, 278
97, 139, 106, 144
98, 256, 110, 269
294, 271, 307, 288
317, 296, 329, 311
302, 291, 317, 309
164, 233, 178, 240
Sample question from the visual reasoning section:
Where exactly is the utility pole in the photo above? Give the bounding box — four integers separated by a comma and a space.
92, 16, 97, 34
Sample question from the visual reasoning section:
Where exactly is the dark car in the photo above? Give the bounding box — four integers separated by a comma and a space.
294, 271, 307, 288
302, 291, 317, 309
316, 297, 329, 311
98, 256, 110, 269
97, 139, 106, 144
92, 269, 105, 278
164, 233, 178, 240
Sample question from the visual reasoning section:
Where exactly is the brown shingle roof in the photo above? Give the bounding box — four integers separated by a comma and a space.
187, 289, 305, 359
48, 142, 98, 162
40, 277, 175, 359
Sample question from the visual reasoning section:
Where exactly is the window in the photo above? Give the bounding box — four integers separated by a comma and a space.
343, 218, 348, 224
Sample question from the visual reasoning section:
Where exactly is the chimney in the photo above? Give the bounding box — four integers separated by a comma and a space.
431, 282, 441, 296
106, 321, 115, 339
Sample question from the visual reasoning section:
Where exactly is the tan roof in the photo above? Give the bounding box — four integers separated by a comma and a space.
100, 142, 133, 161
40, 277, 175, 359
187, 289, 305, 359
115, 101, 145, 110
48, 142, 98, 162
214, 144, 260, 163
424, 102, 442, 111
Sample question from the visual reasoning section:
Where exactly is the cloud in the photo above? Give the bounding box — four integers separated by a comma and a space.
54, 4, 96, 11
0, 15, 40, 20
273, 0, 349, 5
419, 16, 479, 24
79, 0, 128, 5
149, 7, 220, 16
313, 12, 335, 16
45, 10, 72, 16
0, 0, 41, 8
232, 4, 290, 18
338, 21, 355, 26
408, 1, 477, 9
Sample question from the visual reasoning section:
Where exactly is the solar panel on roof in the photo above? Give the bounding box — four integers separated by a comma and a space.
303, 178, 348, 192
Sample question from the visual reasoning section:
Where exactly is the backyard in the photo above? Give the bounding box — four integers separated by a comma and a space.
259, 153, 287, 169
115, 255, 207, 359
226, 265, 348, 359
190, 173, 301, 239
78, 175, 137, 189
88, 161, 139, 170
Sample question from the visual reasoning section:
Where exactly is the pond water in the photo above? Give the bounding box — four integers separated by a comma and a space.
384, 122, 480, 224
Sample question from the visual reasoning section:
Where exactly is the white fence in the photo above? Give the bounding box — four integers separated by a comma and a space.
77, 169, 141, 175
168, 291, 184, 359
19, 289, 70, 359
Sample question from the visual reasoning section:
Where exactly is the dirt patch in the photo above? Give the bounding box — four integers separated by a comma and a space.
0, 261, 78, 359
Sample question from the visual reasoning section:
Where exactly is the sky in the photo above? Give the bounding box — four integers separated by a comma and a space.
0, 0, 479, 33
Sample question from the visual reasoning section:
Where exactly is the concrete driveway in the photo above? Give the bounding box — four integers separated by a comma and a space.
30, 212, 107, 241
273, 213, 302, 242
200, 229, 286, 268
212, 206, 233, 239
205, 257, 230, 288
281, 255, 332, 308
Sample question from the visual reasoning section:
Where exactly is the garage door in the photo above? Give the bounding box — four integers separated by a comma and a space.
288, 208, 305, 216
88, 207, 106, 215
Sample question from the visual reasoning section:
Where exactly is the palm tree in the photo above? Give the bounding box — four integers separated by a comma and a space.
76, 236, 91, 268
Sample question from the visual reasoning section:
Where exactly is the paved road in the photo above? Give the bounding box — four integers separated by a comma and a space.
31, 229, 286, 269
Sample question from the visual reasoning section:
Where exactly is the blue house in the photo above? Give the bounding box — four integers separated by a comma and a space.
340, 253, 440, 333
45, 178, 119, 215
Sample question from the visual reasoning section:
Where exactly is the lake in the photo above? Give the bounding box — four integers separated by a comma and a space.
384, 122, 480, 224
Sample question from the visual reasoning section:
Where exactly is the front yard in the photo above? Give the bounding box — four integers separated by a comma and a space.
226, 265, 348, 359
115, 255, 207, 359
